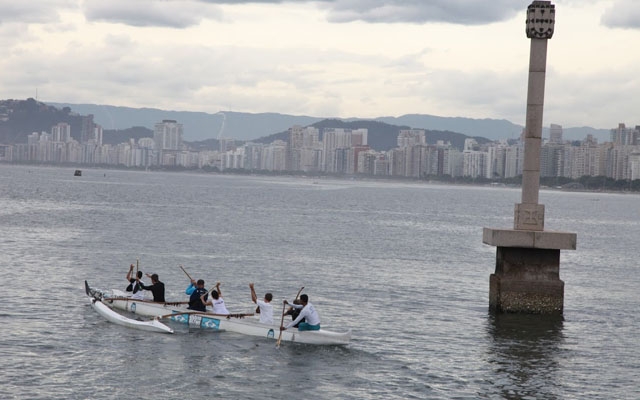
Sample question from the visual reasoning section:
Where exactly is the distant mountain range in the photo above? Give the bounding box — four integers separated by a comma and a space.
0, 99, 474, 151
48, 102, 321, 142
48, 102, 611, 143
252, 118, 492, 152
0, 99, 612, 147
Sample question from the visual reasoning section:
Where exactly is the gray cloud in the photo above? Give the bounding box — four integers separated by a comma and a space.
210, 0, 523, 24
199, 0, 291, 2
0, 24, 29, 47
544, 66, 640, 129
421, 68, 525, 122
322, 0, 522, 24
0, 0, 75, 24
82, 0, 222, 28
601, 0, 640, 29
85, 0, 524, 28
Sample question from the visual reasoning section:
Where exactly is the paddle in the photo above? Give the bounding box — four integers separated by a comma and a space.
104, 296, 190, 305
155, 311, 254, 320
276, 286, 304, 348
179, 265, 193, 281
295, 286, 304, 301
276, 300, 286, 348
199, 282, 219, 306
208, 282, 220, 296
283, 286, 304, 317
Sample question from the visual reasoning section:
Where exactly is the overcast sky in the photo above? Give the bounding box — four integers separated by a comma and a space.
1, 0, 639, 129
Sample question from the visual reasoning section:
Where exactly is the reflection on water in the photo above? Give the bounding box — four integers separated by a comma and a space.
485, 312, 565, 399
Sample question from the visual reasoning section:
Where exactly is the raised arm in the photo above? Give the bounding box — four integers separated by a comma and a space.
185, 279, 196, 295
249, 283, 257, 304
126, 264, 135, 281
216, 282, 222, 297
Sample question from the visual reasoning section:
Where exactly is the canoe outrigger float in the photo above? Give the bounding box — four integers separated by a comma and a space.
86, 282, 351, 345
85, 281, 173, 334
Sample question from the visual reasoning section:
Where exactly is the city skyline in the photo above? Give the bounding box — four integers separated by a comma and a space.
3, 118, 640, 186
1, 1, 639, 129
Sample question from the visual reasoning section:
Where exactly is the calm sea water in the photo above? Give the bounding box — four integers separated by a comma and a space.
1, 165, 639, 399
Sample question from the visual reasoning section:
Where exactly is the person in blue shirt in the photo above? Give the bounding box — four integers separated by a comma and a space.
187, 279, 208, 312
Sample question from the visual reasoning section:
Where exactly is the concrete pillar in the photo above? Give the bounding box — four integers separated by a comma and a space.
515, 2, 553, 231
482, 1, 577, 314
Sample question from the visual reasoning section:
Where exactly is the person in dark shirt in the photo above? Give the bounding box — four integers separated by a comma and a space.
284, 298, 304, 328
139, 273, 165, 303
188, 279, 208, 312
125, 264, 145, 300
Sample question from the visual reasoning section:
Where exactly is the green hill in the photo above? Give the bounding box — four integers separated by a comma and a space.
0, 98, 83, 143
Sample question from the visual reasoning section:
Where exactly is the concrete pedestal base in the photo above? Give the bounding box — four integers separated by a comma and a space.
489, 247, 564, 313
483, 228, 576, 314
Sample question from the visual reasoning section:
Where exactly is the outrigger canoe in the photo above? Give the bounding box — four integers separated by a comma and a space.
86, 281, 173, 334
88, 282, 351, 345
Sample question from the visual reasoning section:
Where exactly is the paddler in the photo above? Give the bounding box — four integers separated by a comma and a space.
249, 283, 273, 324
201, 282, 230, 315
139, 273, 165, 302
187, 279, 208, 312
280, 294, 320, 331
125, 263, 145, 300
284, 298, 304, 328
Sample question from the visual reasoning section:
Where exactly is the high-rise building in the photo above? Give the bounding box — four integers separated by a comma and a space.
93, 124, 103, 146
321, 128, 368, 173
287, 125, 305, 171
153, 120, 183, 150
51, 123, 71, 142
397, 129, 425, 148
286, 126, 321, 172
549, 123, 563, 143
610, 123, 638, 145
322, 128, 349, 173
351, 129, 368, 146
219, 138, 235, 153
80, 114, 95, 144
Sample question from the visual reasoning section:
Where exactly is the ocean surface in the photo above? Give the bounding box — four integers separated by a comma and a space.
1, 165, 639, 399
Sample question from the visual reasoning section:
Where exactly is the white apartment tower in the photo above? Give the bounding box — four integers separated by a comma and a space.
51, 123, 71, 142
153, 120, 183, 150
219, 138, 236, 153
397, 129, 426, 148
610, 123, 639, 145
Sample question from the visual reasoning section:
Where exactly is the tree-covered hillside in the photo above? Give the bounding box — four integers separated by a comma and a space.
0, 98, 83, 143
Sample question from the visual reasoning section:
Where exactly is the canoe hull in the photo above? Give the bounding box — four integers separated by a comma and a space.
88, 297, 174, 334
103, 293, 351, 345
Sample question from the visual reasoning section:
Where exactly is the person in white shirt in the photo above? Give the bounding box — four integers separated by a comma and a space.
281, 294, 320, 331
125, 264, 145, 300
249, 283, 273, 324
201, 282, 230, 315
